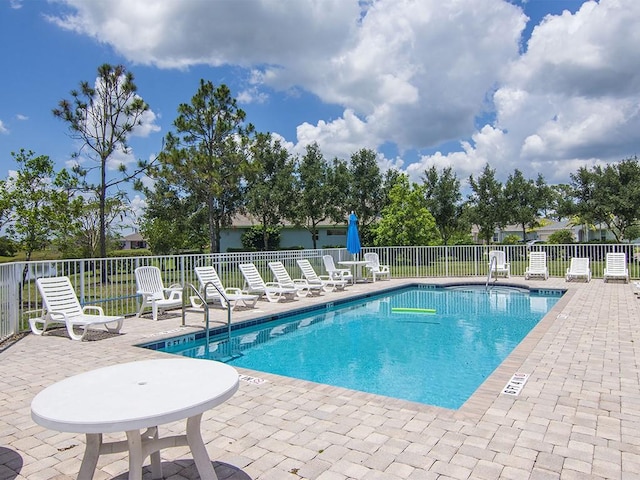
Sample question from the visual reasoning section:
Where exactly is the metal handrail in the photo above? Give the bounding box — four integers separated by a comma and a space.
486, 255, 497, 291
182, 282, 232, 353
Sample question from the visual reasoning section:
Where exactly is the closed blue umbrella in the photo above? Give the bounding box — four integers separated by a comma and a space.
346, 212, 361, 257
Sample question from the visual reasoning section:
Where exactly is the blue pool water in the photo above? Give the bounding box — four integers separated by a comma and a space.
150, 285, 562, 409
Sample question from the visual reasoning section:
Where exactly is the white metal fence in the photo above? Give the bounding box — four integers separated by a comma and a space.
1, 243, 638, 341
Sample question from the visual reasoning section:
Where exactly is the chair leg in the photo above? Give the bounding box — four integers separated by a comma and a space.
67, 322, 87, 341
136, 300, 146, 318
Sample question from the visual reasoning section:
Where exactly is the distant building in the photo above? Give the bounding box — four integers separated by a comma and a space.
220, 214, 347, 252
121, 217, 349, 252
473, 219, 617, 244
121, 232, 148, 250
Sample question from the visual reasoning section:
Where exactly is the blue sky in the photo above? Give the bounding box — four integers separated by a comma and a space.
1, 0, 639, 226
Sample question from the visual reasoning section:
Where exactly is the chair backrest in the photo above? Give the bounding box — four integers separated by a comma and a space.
268, 261, 294, 285
135, 266, 166, 300
194, 266, 224, 298
36, 276, 83, 318
239, 263, 266, 289
528, 251, 547, 270
322, 255, 338, 273
605, 253, 627, 272
569, 257, 589, 273
297, 259, 320, 282
488, 250, 507, 267
364, 252, 380, 269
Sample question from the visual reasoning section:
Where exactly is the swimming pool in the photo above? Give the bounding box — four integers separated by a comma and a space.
144, 284, 563, 409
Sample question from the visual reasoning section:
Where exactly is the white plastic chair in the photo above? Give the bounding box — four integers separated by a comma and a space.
193, 266, 258, 309
239, 263, 298, 303
322, 255, 354, 283
297, 259, 347, 292
488, 250, 510, 278
268, 261, 321, 297
135, 266, 183, 320
603, 253, 629, 283
30, 276, 123, 341
566, 257, 591, 282
364, 252, 391, 282
524, 251, 548, 280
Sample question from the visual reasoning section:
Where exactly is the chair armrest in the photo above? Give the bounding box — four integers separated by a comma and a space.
82, 305, 105, 316
45, 309, 71, 322
165, 283, 183, 292
225, 287, 243, 295
165, 283, 183, 300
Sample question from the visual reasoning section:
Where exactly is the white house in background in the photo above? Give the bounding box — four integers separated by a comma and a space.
478, 219, 618, 244
219, 214, 348, 252
121, 232, 148, 250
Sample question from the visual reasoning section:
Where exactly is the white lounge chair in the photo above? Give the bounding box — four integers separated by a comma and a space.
524, 251, 548, 280
364, 252, 391, 282
268, 261, 322, 297
239, 263, 298, 303
566, 257, 591, 282
135, 266, 183, 320
603, 253, 629, 283
322, 255, 354, 283
488, 250, 510, 278
297, 259, 347, 292
193, 266, 258, 309
30, 276, 123, 341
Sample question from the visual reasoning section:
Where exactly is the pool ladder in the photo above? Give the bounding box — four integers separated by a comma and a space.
181, 282, 232, 353
486, 255, 497, 292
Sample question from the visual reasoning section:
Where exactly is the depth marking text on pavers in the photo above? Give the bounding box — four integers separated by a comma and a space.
502, 372, 529, 396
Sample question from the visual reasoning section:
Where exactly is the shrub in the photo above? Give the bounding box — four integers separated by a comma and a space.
501, 235, 521, 245
242, 225, 281, 251
547, 230, 575, 244
0, 236, 18, 257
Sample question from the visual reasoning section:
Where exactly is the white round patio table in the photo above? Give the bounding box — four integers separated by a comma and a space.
31, 358, 239, 480
338, 260, 371, 283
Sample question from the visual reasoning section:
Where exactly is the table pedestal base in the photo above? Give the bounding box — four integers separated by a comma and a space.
78, 413, 217, 480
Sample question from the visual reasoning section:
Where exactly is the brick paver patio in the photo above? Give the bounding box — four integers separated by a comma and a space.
1, 277, 639, 479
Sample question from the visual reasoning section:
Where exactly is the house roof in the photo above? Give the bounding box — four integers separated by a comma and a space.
122, 232, 145, 241
230, 213, 346, 229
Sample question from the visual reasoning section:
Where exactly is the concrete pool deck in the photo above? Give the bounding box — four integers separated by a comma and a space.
1, 277, 639, 479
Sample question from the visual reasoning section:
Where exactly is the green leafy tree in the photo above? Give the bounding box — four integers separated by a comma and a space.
571, 157, 640, 242
292, 143, 341, 249
0, 179, 11, 231
468, 164, 505, 245
154, 80, 253, 253
327, 156, 351, 221
504, 169, 547, 240
423, 166, 466, 245
373, 174, 439, 246
138, 178, 207, 254
245, 133, 296, 250
4, 150, 79, 282
548, 184, 576, 221
346, 149, 384, 231
53, 63, 152, 261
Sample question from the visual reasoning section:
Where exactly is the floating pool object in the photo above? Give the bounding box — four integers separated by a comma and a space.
391, 307, 436, 314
